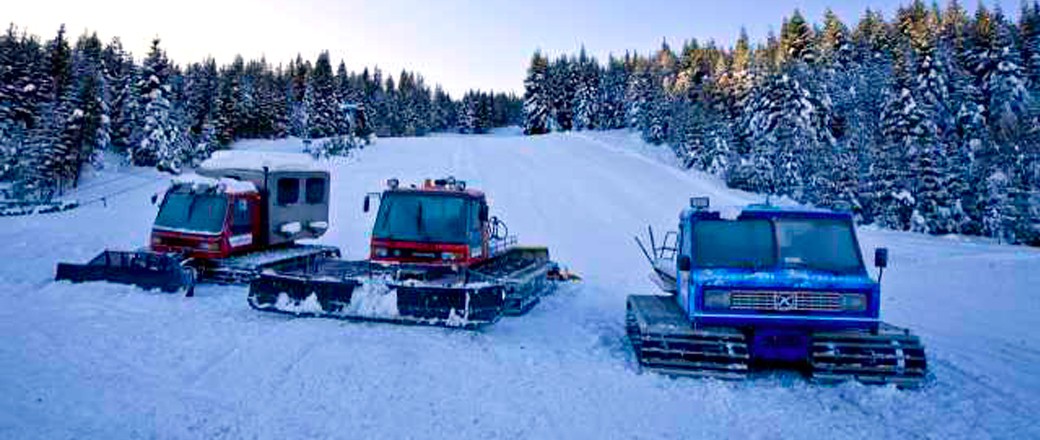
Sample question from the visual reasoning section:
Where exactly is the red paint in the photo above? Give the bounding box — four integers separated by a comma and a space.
370, 239, 482, 266
149, 192, 262, 260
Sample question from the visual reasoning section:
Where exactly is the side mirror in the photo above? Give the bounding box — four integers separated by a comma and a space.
150, 193, 158, 205
678, 255, 691, 272
479, 204, 489, 223
874, 248, 888, 269
363, 195, 370, 213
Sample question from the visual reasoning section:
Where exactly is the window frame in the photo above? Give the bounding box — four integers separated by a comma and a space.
277, 178, 299, 206
305, 178, 326, 205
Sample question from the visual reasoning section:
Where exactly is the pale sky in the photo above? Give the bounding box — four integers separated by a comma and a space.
6, 0, 1019, 96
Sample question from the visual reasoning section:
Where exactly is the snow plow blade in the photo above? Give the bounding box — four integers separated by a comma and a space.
247, 247, 562, 328
55, 250, 195, 293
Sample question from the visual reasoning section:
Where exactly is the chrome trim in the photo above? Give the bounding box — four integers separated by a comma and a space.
728, 290, 845, 312
152, 226, 222, 237
693, 312, 877, 323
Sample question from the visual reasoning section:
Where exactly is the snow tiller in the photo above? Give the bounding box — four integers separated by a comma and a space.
626, 197, 928, 388
248, 177, 577, 328
55, 151, 341, 295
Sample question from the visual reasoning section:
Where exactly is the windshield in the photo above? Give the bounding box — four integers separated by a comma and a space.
692, 218, 864, 274
154, 192, 228, 234
372, 193, 470, 243
775, 218, 863, 274
693, 220, 776, 269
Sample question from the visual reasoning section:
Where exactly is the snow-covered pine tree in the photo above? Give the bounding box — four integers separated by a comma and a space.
595, 56, 628, 129
522, 51, 550, 135
131, 38, 185, 172
334, 61, 351, 135
183, 58, 219, 156
288, 55, 310, 138
549, 56, 575, 131
305, 52, 339, 139
46, 25, 72, 102
103, 38, 137, 154
871, 78, 924, 230
212, 66, 239, 147
571, 47, 599, 131
0, 26, 48, 183
432, 86, 455, 132
59, 32, 110, 186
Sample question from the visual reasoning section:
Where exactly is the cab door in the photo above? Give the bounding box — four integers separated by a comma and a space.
469, 200, 488, 262
677, 220, 692, 313
228, 195, 258, 252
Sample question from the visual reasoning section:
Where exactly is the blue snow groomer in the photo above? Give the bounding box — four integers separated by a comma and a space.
627, 197, 927, 387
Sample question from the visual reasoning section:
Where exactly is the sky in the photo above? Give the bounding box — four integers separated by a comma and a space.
5, 0, 1021, 96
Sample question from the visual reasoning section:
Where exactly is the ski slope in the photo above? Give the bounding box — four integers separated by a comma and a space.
1, 130, 1038, 439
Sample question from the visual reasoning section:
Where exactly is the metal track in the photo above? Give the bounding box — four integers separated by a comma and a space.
810, 324, 928, 388
626, 295, 750, 380
200, 245, 341, 285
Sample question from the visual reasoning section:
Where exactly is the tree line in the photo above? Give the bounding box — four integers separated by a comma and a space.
0, 24, 521, 198
523, 1, 1040, 245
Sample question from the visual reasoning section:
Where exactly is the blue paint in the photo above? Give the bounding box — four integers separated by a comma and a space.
676, 203, 883, 363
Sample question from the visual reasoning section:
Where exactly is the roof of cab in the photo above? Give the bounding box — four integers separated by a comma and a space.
200, 150, 327, 173
385, 186, 486, 200
681, 204, 852, 222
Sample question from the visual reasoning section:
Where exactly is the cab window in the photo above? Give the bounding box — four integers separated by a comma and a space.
277, 178, 299, 205
305, 178, 325, 204
469, 201, 483, 247
231, 199, 253, 235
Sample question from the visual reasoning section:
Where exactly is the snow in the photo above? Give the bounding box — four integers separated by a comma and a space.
273, 292, 324, 314
341, 279, 398, 318
172, 173, 258, 194
201, 150, 325, 172
278, 221, 301, 235
1, 130, 1038, 439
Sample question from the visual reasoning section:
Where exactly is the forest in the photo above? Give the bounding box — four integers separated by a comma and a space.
0, 27, 521, 196
523, 1, 1039, 244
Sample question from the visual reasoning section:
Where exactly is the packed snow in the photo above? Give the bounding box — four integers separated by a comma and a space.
201, 150, 326, 172
172, 173, 258, 194
1, 130, 1038, 439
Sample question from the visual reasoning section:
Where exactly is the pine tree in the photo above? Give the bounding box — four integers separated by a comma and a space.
549, 56, 575, 131
60, 32, 109, 186
571, 47, 599, 130
131, 39, 184, 171
522, 51, 551, 135
304, 52, 338, 138
596, 56, 628, 129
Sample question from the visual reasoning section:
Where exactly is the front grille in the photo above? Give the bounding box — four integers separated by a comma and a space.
730, 291, 843, 312
159, 236, 199, 248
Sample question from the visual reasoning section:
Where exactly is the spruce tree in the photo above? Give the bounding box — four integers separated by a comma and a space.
522, 51, 551, 135
131, 39, 184, 171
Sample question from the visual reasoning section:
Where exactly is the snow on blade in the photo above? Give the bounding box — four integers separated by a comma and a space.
274, 292, 324, 314
341, 279, 398, 318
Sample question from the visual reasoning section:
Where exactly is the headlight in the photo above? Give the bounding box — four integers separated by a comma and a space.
841, 293, 867, 311
151, 237, 162, 246
703, 290, 731, 309
441, 252, 460, 261
198, 242, 220, 251
373, 247, 389, 257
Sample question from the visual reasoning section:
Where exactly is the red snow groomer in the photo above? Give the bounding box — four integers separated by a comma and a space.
55, 151, 340, 295
248, 177, 576, 328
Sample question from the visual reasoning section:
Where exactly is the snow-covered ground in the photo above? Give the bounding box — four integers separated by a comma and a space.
1, 130, 1038, 439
